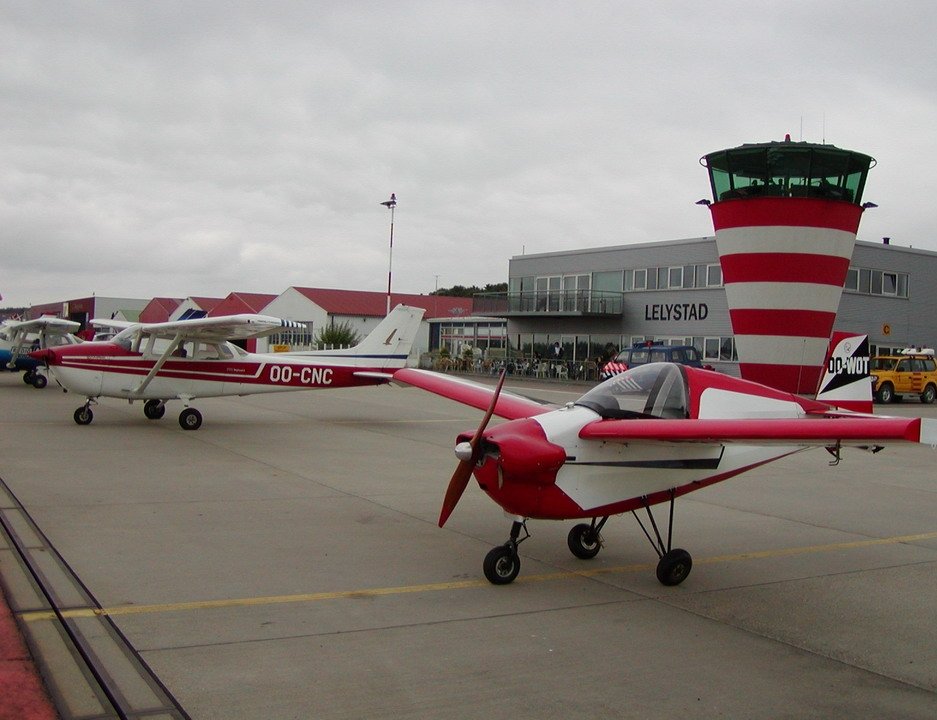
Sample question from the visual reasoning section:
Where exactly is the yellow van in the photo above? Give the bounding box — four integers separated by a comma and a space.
870, 350, 937, 404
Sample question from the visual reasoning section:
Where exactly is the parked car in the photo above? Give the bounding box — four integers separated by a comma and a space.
600, 343, 706, 379
870, 349, 937, 404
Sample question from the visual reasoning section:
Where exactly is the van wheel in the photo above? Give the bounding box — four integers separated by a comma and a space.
876, 383, 895, 404
921, 385, 936, 404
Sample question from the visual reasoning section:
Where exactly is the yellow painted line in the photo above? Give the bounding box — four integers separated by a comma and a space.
20, 530, 937, 623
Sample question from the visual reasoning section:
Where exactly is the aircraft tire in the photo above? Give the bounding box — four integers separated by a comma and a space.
179, 408, 202, 431
23, 371, 34, 385
483, 545, 520, 585
144, 399, 166, 420
656, 548, 692, 586
73, 407, 93, 425
31, 374, 47, 389
567, 523, 602, 559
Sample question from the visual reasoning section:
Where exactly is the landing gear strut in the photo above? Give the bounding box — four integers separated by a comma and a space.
483, 519, 529, 585
632, 490, 692, 586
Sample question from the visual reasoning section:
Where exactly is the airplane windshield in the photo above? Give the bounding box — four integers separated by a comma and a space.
576, 363, 689, 419
112, 327, 137, 351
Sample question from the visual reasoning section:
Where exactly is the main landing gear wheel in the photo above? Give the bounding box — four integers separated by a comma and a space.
31, 374, 47, 389
483, 545, 521, 585
143, 399, 166, 420
656, 548, 693, 586
73, 406, 93, 425
632, 490, 694, 587
567, 521, 605, 560
178, 407, 202, 431
23, 371, 35, 385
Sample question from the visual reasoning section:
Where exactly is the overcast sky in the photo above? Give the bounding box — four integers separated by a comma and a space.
2, 1, 936, 308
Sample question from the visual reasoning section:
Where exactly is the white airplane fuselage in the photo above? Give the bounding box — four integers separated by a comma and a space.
46, 343, 396, 401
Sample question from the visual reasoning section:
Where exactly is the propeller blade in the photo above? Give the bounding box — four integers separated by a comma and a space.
438, 460, 474, 528
438, 369, 507, 527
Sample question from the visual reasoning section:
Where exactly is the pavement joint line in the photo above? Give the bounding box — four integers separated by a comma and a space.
19, 529, 937, 623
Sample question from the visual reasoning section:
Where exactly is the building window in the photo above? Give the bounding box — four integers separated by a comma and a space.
703, 336, 737, 362
706, 264, 723, 287
668, 266, 683, 289
633, 268, 647, 290
622, 263, 722, 292
682, 265, 695, 289
844, 266, 908, 298
844, 267, 859, 291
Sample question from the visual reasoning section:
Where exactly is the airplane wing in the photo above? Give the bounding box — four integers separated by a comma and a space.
579, 416, 937, 447
116, 314, 305, 342
393, 368, 554, 420
1, 316, 81, 339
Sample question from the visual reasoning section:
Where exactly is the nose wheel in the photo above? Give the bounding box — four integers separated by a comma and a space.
73, 401, 95, 425
483, 520, 528, 585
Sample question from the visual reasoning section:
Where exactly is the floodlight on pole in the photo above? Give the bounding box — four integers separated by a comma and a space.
380, 193, 397, 315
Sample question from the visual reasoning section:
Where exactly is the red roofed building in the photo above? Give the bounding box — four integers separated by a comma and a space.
209, 292, 278, 317
139, 297, 183, 323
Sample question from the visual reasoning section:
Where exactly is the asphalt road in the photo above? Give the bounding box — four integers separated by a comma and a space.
2, 370, 937, 719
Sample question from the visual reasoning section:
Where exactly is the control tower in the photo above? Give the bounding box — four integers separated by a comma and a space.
700, 138, 876, 393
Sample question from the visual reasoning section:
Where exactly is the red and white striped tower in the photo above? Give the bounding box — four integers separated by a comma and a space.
701, 138, 875, 393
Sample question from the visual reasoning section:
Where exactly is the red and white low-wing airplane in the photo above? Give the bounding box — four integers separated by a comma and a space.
33, 304, 425, 430
394, 334, 937, 586
1, 316, 82, 388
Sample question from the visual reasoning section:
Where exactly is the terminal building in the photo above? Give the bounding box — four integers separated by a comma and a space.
477, 235, 935, 381
476, 138, 937, 390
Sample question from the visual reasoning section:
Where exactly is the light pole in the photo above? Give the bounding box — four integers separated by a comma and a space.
380, 193, 396, 315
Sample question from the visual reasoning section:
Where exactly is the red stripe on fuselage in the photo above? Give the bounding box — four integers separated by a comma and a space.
56, 356, 383, 388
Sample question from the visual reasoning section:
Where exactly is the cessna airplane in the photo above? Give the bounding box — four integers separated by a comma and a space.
1, 316, 82, 388
32, 304, 425, 430
394, 334, 937, 586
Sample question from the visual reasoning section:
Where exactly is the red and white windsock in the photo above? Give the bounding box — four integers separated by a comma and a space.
702, 140, 875, 394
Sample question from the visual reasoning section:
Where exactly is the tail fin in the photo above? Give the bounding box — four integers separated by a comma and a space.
289, 304, 425, 368
815, 332, 872, 413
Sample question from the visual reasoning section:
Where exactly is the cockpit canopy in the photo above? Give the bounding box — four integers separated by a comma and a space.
576, 363, 689, 419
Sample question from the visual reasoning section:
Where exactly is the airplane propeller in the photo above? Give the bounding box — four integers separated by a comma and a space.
438, 369, 507, 527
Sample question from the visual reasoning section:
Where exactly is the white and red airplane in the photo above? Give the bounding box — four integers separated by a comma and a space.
394, 334, 937, 586
1, 316, 82, 388
32, 304, 425, 430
